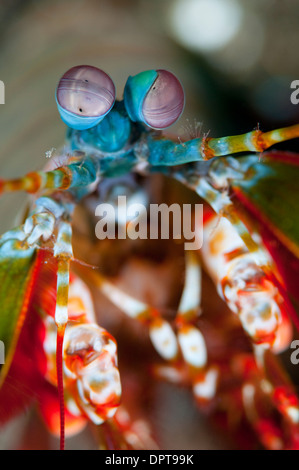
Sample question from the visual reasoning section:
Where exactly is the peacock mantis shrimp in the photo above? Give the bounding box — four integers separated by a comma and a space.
1, 65, 299, 450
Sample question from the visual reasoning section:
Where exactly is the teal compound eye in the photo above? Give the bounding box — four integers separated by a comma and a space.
124, 69, 185, 130
56, 65, 116, 130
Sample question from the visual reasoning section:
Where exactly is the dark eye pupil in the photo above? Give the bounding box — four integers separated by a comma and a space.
56, 65, 116, 119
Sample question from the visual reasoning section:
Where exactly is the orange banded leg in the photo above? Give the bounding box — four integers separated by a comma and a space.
200, 124, 299, 160
92, 254, 209, 371
175, 251, 218, 403
85, 252, 218, 404
53, 220, 73, 450
0, 156, 99, 195
148, 124, 299, 166
41, 273, 122, 440
175, 252, 206, 370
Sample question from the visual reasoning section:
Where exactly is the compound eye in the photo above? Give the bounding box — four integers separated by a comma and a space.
142, 70, 184, 129
56, 65, 115, 130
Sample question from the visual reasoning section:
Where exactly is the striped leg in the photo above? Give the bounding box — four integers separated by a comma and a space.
175, 251, 218, 404
148, 123, 299, 166
53, 220, 73, 450
0, 155, 100, 195
80, 251, 218, 404
175, 251, 206, 372
200, 124, 299, 160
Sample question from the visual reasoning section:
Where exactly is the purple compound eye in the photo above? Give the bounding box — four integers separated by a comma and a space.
142, 70, 185, 129
56, 65, 115, 129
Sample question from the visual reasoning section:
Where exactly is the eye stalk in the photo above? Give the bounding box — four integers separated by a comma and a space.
56, 65, 115, 130
124, 69, 185, 129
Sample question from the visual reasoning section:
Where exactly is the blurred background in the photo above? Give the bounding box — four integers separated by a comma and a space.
1, 0, 299, 450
